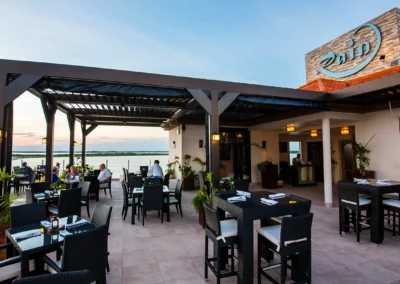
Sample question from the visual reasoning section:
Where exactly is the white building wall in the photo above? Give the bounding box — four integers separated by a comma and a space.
355, 109, 400, 180
250, 131, 279, 183
182, 125, 206, 174
168, 126, 183, 179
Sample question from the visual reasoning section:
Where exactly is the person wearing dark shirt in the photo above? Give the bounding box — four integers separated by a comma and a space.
52, 166, 59, 183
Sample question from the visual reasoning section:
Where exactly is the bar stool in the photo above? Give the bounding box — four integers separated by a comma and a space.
203, 203, 237, 284
257, 213, 313, 284
383, 199, 400, 237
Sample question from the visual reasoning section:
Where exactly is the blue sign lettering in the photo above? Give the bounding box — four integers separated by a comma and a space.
315, 23, 381, 78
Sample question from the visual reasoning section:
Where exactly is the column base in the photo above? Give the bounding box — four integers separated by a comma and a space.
325, 203, 333, 208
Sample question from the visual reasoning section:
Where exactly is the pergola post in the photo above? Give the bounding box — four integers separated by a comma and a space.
2, 102, 13, 173
41, 99, 57, 182
322, 118, 333, 208
209, 91, 220, 187
67, 114, 75, 166
81, 121, 86, 168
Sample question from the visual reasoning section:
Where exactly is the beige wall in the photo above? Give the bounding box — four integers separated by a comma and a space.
181, 125, 206, 174
355, 108, 400, 180
305, 8, 400, 82
168, 126, 182, 179
250, 131, 279, 183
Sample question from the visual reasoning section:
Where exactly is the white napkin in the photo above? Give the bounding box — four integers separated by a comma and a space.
15, 231, 41, 241
133, 187, 143, 192
65, 219, 88, 229
260, 198, 278, 205
40, 221, 52, 228
354, 178, 370, 185
376, 181, 392, 185
228, 196, 246, 203
60, 230, 72, 237
236, 190, 251, 197
378, 179, 390, 182
269, 193, 285, 199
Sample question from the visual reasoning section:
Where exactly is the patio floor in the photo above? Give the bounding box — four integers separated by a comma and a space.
44, 181, 400, 283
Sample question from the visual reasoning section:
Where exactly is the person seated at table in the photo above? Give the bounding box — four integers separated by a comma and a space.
66, 165, 80, 182
147, 160, 163, 179
21, 161, 34, 177
52, 166, 59, 183
98, 163, 112, 185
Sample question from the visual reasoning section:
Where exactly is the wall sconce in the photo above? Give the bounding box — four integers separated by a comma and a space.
0, 129, 2, 139
236, 132, 243, 138
221, 132, 228, 136
341, 126, 350, 135
199, 140, 203, 148
80, 143, 83, 147
74, 141, 78, 146
42, 137, 47, 144
310, 130, 318, 137
286, 124, 295, 132
212, 132, 220, 141
262, 141, 266, 148
173, 141, 176, 148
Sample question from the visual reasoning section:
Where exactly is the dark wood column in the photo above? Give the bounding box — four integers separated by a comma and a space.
67, 114, 75, 166
1, 102, 13, 173
81, 121, 86, 168
41, 99, 57, 182
0, 73, 6, 176
209, 91, 220, 188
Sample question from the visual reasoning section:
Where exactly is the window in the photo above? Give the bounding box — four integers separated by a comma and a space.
289, 141, 301, 165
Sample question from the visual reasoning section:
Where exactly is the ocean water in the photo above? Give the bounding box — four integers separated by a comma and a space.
12, 155, 170, 178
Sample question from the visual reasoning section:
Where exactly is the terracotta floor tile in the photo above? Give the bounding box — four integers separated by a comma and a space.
123, 249, 158, 267
158, 258, 202, 282
123, 263, 163, 284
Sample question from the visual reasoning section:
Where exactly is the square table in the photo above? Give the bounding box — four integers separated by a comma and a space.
213, 190, 312, 284
130, 185, 171, 225
6, 215, 95, 277
34, 190, 61, 202
338, 179, 400, 244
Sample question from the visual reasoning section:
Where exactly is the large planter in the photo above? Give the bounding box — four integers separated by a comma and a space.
198, 208, 205, 228
182, 176, 195, 191
0, 223, 9, 261
261, 164, 278, 189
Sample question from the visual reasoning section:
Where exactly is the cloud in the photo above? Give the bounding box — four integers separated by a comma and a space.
14, 132, 36, 137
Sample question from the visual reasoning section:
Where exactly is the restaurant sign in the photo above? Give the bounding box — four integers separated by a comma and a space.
315, 23, 382, 78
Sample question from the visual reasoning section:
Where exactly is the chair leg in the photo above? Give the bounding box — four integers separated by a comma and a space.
217, 245, 221, 284
388, 210, 391, 225
87, 203, 90, 218
393, 210, 396, 238
175, 204, 179, 213
161, 209, 164, 225
204, 235, 208, 280
121, 206, 125, 217
339, 205, 343, 236
308, 250, 312, 284
357, 209, 361, 243
179, 203, 183, 217
142, 210, 145, 227
230, 245, 234, 273
280, 253, 286, 284
257, 235, 261, 284
106, 257, 110, 274
104, 188, 106, 196
124, 206, 128, 220
109, 187, 112, 198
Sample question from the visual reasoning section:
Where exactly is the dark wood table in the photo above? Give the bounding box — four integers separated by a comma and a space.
34, 190, 61, 202
6, 215, 95, 277
130, 185, 171, 225
213, 190, 312, 284
338, 179, 400, 244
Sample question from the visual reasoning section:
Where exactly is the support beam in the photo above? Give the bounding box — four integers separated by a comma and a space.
0, 73, 6, 180
4, 75, 42, 105
187, 89, 211, 114
322, 118, 333, 208
41, 99, 57, 182
81, 121, 87, 168
218, 92, 240, 116
67, 114, 75, 166
1, 102, 13, 180
86, 124, 98, 136
209, 91, 220, 188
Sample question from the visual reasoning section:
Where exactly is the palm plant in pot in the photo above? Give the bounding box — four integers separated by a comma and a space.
192, 172, 217, 228
171, 155, 197, 190
344, 134, 375, 179
166, 162, 175, 179
0, 167, 15, 256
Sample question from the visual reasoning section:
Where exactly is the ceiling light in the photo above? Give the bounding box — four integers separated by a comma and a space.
310, 130, 318, 137
341, 126, 350, 135
286, 124, 295, 132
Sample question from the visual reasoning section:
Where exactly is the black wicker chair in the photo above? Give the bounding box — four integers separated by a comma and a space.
163, 173, 170, 188
233, 179, 250, 192
203, 202, 238, 284
169, 180, 183, 217
30, 182, 50, 202
99, 175, 112, 198
25, 188, 34, 204
10, 202, 47, 228
84, 176, 100, 202
49, 188, 82, 218
138, 185, 164, 227
91, 202, 113, 274
12, 270, 91, 284
79, 181, 91, 217
257, 213, 313, 284
140, 166, 148, 178
43, 225, 108, 284
0, 244, 35, 282
144, 178, 161, 186
128, 175, 143, 192
121, 181, 137, 220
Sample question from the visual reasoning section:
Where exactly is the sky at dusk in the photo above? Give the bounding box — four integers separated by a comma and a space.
0, 0, 398, 151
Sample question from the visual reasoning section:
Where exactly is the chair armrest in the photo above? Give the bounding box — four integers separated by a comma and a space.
0, 255, 20, 268
43, 255, 62, 273
0, 243, 13, 251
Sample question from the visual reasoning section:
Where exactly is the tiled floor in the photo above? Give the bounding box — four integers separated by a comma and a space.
76, 182, 400, 283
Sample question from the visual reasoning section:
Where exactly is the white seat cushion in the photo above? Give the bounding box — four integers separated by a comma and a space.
271, 215, 291, 224
341, 198, 371, 206
0, 258, 34, 282
220, 219, 238, 238
257, 225, 281, 248
383, 192, 399, 199
169, 196, 178, 203
383, 199, 400, 208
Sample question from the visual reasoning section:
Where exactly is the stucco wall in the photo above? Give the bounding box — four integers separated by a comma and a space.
355, 108, 400, 180
305, 8, 400, 82
250, 131, 279, 183
181, 125, 206, 174
168, 126, 182, 179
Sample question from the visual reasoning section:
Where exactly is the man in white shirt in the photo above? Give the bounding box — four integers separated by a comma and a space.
147, 160, 163, 178
98, 163, 112, 186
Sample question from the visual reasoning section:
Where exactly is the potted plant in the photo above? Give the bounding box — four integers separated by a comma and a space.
193, 157, 206, 188
192, 172, 217, 228
171, 155, 197, 190
166, 162, 175, 179
344, 134, 375, 179
257, 160, 278, 189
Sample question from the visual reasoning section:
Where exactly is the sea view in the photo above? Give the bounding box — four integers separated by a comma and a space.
12, 151, 170, 178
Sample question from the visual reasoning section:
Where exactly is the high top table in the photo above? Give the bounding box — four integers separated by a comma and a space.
338, 179, 400, 244
213, 190, 312, 284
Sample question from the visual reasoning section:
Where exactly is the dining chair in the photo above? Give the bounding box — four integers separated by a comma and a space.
49, 188, 82, 218
128, 175, 143, 193
43, 225, 108, 284
140, 166, 148, 178
90, 202, 113, 274
12, 270, 91, 284
31, 182, 51, 200
144, 178, 161, 186
257, 213, 313, 284
84, 176, 100, 202
10, 202, 47, 228
100, 175, 113, 198
169, 180, 183, 217
93, 169, 100, 176
163, 173, 170, 188
138, 185, 164, 227
25, 188, 34, 204
0, 243, 35, 282
122, 167, 127, 183
382, 198, 400, 237
203, 202, 238, 284
339, 188, 371, 243
79, 181, 91, 218
233, 179, 250, 192
121, 181, 137, 220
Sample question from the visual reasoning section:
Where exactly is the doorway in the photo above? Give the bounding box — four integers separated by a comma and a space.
307, 142, 324, 182
341, 140, 353, 180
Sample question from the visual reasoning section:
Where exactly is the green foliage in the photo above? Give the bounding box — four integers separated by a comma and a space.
0, 193, 17, 224
171, 155, 196, 178
0, 167, 12, 182
59, 170, 67, 181
256, 160, 272, 171
331, 146, 338, 168
192, 172, 218, 213
193, 157, 206, 175
344, 134, 375, 175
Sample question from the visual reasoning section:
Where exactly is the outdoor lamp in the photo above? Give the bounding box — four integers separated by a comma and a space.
310, 130, 318, 137
341, 126, 350, 135
80, 143, 83, 147
221, 132, 228, 136
0, 129, 2, 139
236, 132, 243, 138
42, 137, 46, 144
74, 141, 78, 146
212, 132, 220, 141
286, 124, 295, 132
